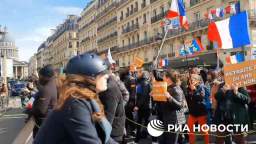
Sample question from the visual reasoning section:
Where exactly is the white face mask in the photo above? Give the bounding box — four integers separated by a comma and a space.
96, 74, 109, 92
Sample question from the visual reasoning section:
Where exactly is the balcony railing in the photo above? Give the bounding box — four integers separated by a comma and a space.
79, 20, 95, 32
125, 8, 139, 19
141, 2, 146, 9
150, 0, 158, 4
130, 9, 134, 15
190, 0, 202, 7
97, 32, 118, 43
117, 38, 155, 52
122, 23, 139, 34
96, 2, 117, 19
81, 37, 90, 43
97, 17, 117, 31
151, 11, 168, 24
134, 7, 138, 13
117, 0, 129, 7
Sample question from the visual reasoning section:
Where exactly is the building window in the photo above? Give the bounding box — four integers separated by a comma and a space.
143, 14, 147, 23
144, 31, 148, 40
131, 5, 134, 14
190, 0, 201, 7
161, 6, 165, 14
128, 38, 131, 45
137, 34, 140, 42
127, 7, 130, 17
132, 36, 135, 44
69, 42, 72, 48
120, 11, 123, 20
77, 41, 79, 48
136, 18, 139, 25
122, 40, 124, 47
194, 11, 200, 21
153, 9, 157, 17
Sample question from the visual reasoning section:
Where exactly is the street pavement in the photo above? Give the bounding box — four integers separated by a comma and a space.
0, 97, 26, 144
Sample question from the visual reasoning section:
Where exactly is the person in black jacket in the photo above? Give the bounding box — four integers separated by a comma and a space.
99, 73, 126, 143
32, 65, 58, 138
133, 69, 151, 142
121, 70, 137, 138
214, 83, 250, 144
34, 53, 117, 144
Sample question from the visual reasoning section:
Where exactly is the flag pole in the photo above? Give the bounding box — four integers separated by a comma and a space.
153, 29, 169, 68
216, 47, 220, 70
183, 39, 189, 69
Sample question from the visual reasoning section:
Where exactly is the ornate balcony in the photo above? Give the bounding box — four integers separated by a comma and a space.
122, 23, 139, 34
97, 17, 117, 31
97, 32, 118, 43
151, 11, 168, 24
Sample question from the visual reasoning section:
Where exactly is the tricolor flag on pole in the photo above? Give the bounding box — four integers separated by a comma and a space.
165, 0, 189, 30
208, 11, 251, 49
159, 58, 169, 67
226, 53, 245, 64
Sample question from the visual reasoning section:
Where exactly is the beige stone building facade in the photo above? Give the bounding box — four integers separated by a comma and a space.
115, 0, 256, 69
28, 54, 37, 77
77, 0, 256, 69
78, 1, 97, 54
36, 15, 79, 72
96, 0, 118, 56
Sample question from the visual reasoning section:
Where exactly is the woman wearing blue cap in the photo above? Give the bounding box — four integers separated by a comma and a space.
34, 53, 117, 144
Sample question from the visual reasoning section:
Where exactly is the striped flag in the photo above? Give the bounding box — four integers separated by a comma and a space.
165, 0, 189, 30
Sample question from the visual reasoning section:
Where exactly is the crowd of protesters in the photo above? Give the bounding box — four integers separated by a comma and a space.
22, 52, 256, 144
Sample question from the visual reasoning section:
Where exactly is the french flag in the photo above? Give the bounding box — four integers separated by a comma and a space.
226, 53, 245, 64
208, 11, 251, 49
166, 0, 189, 30
159, 58, 169, 67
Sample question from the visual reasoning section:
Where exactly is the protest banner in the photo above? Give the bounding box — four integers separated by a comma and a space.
151, 81, 168, 102
224, 59, 256, 87
133, 57, 144, 68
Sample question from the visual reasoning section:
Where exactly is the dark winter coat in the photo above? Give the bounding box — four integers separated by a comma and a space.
159, 84, 186, 125
214, 83, 250, 128
34, 98, 116, 144
99, 76, 126, 142
135, 75, 151, 111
